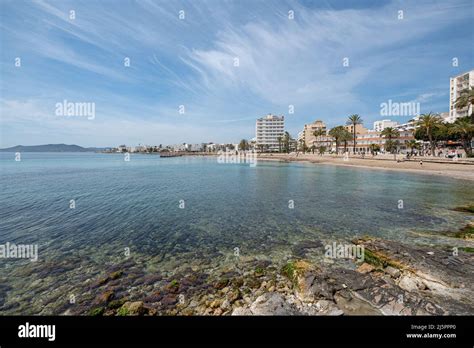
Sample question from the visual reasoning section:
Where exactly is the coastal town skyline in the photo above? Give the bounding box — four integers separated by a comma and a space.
2, 66, 472, 151
1, 0, 473, 148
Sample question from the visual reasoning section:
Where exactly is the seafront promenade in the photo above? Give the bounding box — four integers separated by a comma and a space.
257, 153, 474, 181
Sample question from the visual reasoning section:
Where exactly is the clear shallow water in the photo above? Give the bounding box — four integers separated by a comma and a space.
0, 152, 473, 314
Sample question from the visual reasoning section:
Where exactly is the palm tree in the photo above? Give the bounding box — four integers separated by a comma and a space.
341, 129, 353, 154
369, 144, 381, 156
406, 140, 420, 155
346, 114, 363, 154
450, 117, 474, 157
298, 139, 307, 153
385, 140, 401, 158
318, 145, 327, 156
313, 129, 326, 148
239, 139, 249, 151
455, 87, 474, 123
283, 131, 291, 153
416, 113, 443, 156
328, 126, 345, 154
298, 139, 303, 153
277, 136, 282, 153
381, 127, 400, 154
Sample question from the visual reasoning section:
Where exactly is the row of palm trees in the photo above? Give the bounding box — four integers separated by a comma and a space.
310, 114, 362, 155
276, 132, 293, 153
245, 88, 473, 155
326, 126, 352, 154
414, 113, 473, 156
315, 112, 473, 156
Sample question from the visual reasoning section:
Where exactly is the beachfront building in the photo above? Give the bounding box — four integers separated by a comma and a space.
395, 116, 419, 132
373, 119, 399, 132
343, 124, 369, 153
203, 143, 216, 152
302, 120, 330, 148
170, 143, 187, 152
344, 123, 368, 136
315, 134, 334, 151
297, 130, 305, 144
117, 145, 128, 153
255, 114, 285, 152
439, 112, 451, 123
449, 69, 474, 122
186, 144, 203, 152
352, 129, 415, 153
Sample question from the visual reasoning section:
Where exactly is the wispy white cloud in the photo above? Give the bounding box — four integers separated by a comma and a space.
1, 0, 472, 147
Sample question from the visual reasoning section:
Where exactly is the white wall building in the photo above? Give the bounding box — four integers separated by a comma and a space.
170, 144, 187, 152
297, 130, 305, 143
373, 119, 399, 132
205, 143, 216, 152
395, 115, 419, 132
256, 114, 285, 152
449, 69, 474, 122
186, 143, 203, 152
439, 112, 450, 123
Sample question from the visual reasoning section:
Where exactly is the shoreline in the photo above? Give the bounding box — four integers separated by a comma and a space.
257, 153, 474, 182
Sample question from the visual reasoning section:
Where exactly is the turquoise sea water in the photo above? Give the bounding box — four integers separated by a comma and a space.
0, 152, 473, 314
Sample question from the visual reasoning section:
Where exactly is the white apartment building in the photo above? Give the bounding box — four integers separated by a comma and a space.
297, 130, 305, 143
186, 143, 203, 152
170, 144, 187, 152
395, 115, 420, 132
373, 119, 399, 132
449, 69, 474, 122
439, 112, 450, 123
256, 114, 285, 152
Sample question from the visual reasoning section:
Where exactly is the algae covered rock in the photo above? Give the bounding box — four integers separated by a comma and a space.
117, 301, 146, 316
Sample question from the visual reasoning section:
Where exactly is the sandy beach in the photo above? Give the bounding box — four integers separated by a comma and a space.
258, 153, 474, 182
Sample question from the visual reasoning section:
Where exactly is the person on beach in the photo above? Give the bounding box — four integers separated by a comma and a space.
420, 159, 423, 166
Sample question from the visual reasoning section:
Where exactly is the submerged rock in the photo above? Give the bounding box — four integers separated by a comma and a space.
292, 240, 323, 258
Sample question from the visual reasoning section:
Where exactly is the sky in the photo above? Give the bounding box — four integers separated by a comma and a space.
0, 0, 473, 148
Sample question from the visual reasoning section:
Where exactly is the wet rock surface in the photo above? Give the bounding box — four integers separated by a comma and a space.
229, 238, 474, 316
1, 234, 473, 316
233, 293, 299, 315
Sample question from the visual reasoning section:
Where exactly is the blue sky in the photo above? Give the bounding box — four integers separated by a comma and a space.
0, 0, 473, 147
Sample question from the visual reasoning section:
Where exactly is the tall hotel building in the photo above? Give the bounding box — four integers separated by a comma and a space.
449, 69, 473, 123
255, 114, 285, 152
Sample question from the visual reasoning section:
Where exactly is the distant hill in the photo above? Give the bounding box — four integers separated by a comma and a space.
0, 144, 109, 152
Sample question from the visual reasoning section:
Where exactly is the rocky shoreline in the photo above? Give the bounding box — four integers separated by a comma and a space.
58, 224, 473, 316
1, 208, 472, 316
